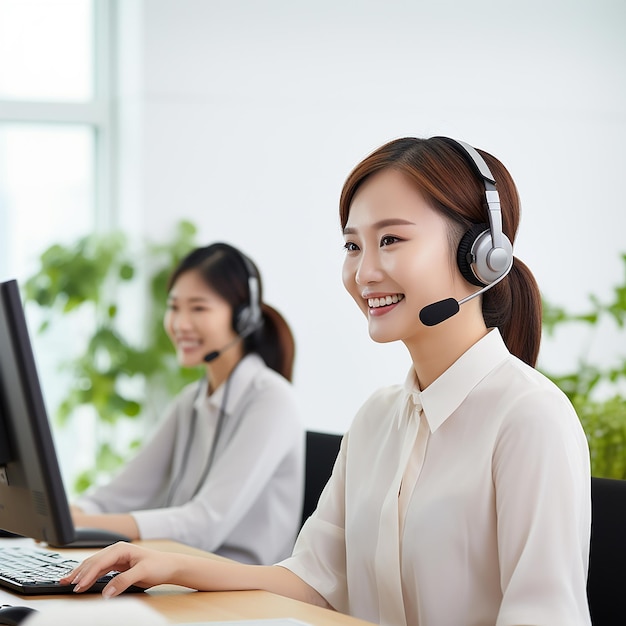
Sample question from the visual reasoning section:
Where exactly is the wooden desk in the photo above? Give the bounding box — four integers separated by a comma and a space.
0, 538, 374, 625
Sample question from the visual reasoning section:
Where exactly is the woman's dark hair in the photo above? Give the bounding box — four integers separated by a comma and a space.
339, 136, 542, 367
167, 242, 295, 381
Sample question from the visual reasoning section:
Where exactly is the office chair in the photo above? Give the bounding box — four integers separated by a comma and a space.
301, 430, 343, 527
587, 476, 626, 625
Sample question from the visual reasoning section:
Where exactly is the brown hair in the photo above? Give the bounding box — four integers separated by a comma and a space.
167, 243, 296, 381
339, 137, 542, 367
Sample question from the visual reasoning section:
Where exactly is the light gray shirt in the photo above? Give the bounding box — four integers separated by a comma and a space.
76, 353, 305, 565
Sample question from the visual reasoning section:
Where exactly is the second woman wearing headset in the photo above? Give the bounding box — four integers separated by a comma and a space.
71, 242, 305, 565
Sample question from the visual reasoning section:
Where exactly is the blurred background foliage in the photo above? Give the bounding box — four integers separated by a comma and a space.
541, 253, 626, 479
23, 220, 203, 493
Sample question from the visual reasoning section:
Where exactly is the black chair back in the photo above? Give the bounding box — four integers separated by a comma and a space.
587, 476, 626, 624
301, 430, 342, 527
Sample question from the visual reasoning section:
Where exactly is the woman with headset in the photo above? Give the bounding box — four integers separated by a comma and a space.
70, 243, 305, 565
66, 138, 591, 624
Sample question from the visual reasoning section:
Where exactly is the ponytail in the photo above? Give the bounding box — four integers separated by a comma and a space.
246, 303, 296, 381
483, 257, 542, 367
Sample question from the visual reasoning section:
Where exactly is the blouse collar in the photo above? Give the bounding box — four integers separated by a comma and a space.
194, 353, 265, 414
398, 328, 510, 433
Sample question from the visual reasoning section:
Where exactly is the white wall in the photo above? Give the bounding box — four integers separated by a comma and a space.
115, 0, 626, 434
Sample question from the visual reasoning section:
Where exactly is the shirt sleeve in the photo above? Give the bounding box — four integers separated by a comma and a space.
493, 386, 591, 625
73, 393, 185, 514
132, 375, 303, 554
278, 430, 350, 613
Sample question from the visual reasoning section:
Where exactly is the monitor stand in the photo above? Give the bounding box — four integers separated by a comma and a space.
48, 526, 132, 549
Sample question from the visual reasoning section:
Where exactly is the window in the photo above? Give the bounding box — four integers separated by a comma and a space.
0, 0, 113, 490
0, 0, 93, 102
0, 124, 95, 277
0, 0, 113, 282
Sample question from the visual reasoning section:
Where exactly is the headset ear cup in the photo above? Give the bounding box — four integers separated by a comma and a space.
233, 304, 252, 337
457, 223, 490, 287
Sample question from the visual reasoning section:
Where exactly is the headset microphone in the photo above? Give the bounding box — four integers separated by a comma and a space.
202, 319, 262, 363
419, 262, 512, 326
203, 336, 242, 363
204, 351, 220, 363
418, 137, 514, 327
419, 298, 460, 327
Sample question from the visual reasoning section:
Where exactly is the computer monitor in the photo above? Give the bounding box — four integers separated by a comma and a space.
0, 278, 128, 548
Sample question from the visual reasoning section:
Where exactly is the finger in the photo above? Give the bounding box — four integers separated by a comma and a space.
64, 543, 138, 592
100, 570, 145, 598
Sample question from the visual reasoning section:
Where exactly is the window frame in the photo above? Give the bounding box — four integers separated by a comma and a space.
0, 0, 116, 233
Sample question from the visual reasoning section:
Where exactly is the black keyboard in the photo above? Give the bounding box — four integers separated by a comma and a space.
0, 546, 144, 595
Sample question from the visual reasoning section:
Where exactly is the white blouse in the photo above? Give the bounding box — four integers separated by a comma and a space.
279, 329, 591, 625
76, 353, 305, 565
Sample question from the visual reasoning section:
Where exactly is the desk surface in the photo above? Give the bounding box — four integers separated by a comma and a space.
0, 538, 374, 625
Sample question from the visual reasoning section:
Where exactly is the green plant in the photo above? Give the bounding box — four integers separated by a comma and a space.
541, 253, 626, 478
23, 220, 203, 493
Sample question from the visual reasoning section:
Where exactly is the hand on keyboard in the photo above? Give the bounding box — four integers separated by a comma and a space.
0, 546, 144, 595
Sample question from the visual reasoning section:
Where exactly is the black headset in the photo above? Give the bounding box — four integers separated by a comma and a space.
441, 137, 513, 287
202, 244, 264, 363
231, 247, 263, 339
419, 138, 514, 326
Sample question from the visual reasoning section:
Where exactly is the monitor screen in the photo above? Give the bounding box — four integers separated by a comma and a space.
0, 278, 75, 546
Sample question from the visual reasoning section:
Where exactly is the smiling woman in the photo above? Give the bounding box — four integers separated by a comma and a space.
165, 270, 242, 375
341, 171, 466, 357
70, 242, 305, 565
